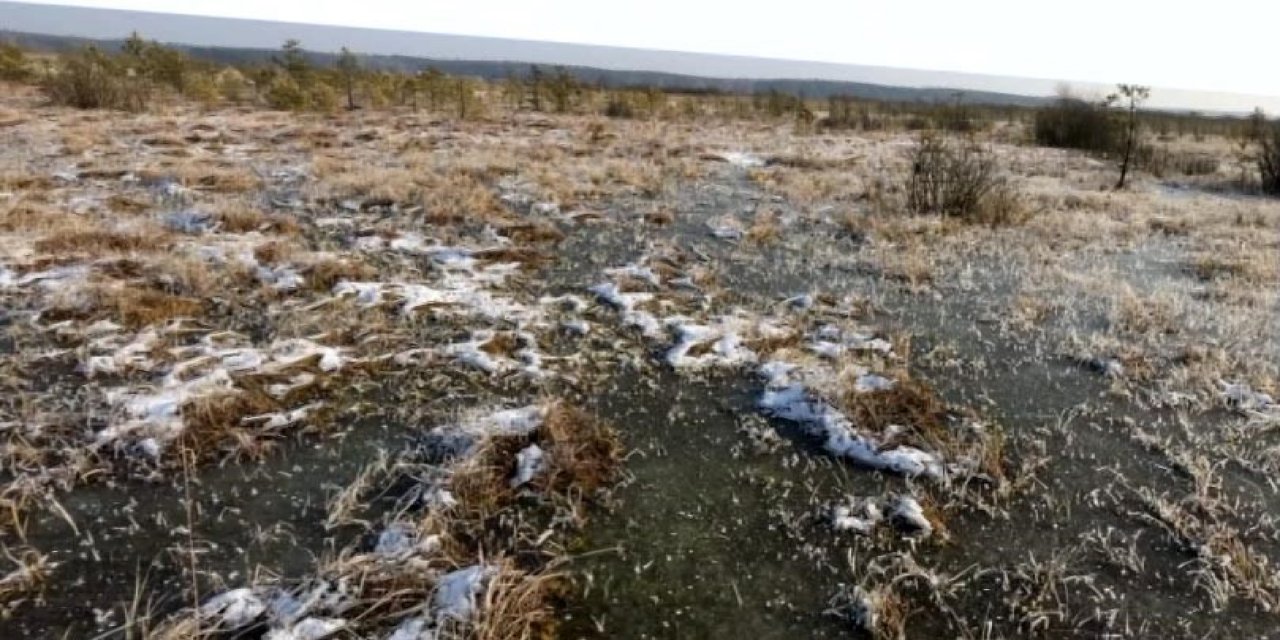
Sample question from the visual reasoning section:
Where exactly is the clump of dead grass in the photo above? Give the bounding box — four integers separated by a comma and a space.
471, 560, 568, 640
841, 378, 952, 453
745, 209, 782, 245
451, 404, 622, 525
0, 546, 51, 604
112, 286, 205, 329
34, 229, 170, 256
498, 220, 565, 244
304, 257, 377, 293
214, 204, 265, 233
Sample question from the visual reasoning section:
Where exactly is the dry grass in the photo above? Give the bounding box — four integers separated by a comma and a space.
471, 561, 566, 640
840, 378, 956, 455
34, 229, 170, 256
536, 404, 624, 496
499, 221, 565, 244
179, 388, 284, 461
139, 163, 262, 194
450, 403, 622, 543
0, 547, 51, 603
214, 203, 265, 233
745, 209, 782, 245
303, 257, 377, 293
111, 286, 205, 329
251, 240, 295, 265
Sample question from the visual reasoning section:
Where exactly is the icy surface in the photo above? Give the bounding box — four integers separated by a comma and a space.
434, 565, 488, 622
264, 617, 346, 640
510, 444, 545, 488
200, 588, 266, 629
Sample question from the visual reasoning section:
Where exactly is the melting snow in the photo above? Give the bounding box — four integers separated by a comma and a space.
510, 444, 545, 488
264, 617, 346, 640
200, 588, 266, 629
434, 565, 489, 622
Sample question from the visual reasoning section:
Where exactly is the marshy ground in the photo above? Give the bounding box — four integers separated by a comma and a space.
0, 84, 1277, 639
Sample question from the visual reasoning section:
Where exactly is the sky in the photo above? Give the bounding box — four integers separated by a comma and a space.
6, 0, 1280, 111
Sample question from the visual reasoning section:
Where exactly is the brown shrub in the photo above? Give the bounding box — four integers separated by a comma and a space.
106, 194, 151, 214
538, 404, 623, 496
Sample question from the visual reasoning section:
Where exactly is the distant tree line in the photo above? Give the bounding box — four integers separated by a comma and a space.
3, 34, 1279, 196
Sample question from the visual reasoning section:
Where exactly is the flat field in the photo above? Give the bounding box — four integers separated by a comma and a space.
0, 85, 1277, 639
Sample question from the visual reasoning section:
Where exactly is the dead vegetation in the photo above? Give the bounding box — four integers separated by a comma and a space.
33, 229, 170, 256
0, 63, 1277, 640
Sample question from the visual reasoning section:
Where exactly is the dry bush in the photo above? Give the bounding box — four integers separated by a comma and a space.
0, 201, 79, 234
1033, 96, 1118, 154
251, 240, 294, 265
0, 547, 50, 604
1190, 254, 1271, 284
499, 220, 565, 244
971, 183, 1032, 227
42, 47, 150, 111
179, 388, 286, 461
214, 204, 264, 232
906, 133, 1013, 223
1137, 146, 1221, 178
537, 404, 623, 496
193, 167, 262, 193
451, 403, 622, 524
0, 171, 53, 192
106, 194, 152, 215
1253, 113, 1280, 196
1111, 291, 1178, 336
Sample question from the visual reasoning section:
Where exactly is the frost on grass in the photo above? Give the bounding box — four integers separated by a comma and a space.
586, 257, 975, 481
94, 335, 351, 453
176, 401, 617, 639
758, 369, 944, 479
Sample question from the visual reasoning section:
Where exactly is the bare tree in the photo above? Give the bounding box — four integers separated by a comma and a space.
1110, 84, 1150, 189
336, 46, 359, 110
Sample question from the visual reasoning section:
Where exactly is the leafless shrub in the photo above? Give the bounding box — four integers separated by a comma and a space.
905, 133, 1019, 223
42, 46, 151, 111
1252, 111, 1280, 195
1034, 95, 1118, 154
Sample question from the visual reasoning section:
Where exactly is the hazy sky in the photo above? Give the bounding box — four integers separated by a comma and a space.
8, 1, 1280, 111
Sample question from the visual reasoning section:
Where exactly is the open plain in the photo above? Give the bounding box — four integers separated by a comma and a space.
0, 78, 1277, 639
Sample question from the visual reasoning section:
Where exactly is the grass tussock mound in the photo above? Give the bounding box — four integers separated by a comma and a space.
452, 403, 623, 523
841, 378, 952, 452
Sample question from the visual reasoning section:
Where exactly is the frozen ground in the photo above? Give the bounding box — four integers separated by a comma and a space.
0, 90, 1277, 638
